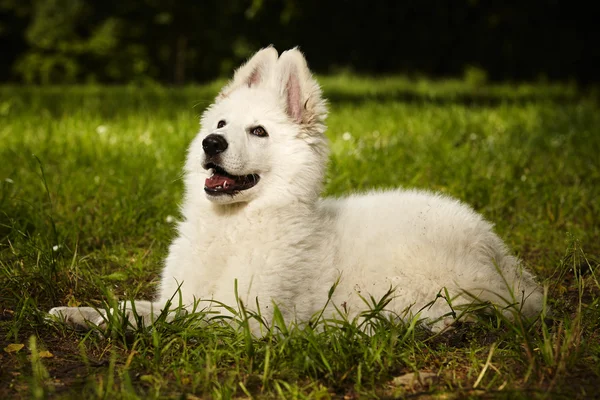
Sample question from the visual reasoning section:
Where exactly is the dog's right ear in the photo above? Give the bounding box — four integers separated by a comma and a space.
217, 47, 278, 100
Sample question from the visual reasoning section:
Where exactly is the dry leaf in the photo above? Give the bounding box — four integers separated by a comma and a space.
39, 350, 54, 358
4, 343, 25, 353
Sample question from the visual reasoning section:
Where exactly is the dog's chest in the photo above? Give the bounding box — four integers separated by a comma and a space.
199, 224, 286, 302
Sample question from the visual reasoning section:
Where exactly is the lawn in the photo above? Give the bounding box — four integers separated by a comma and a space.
1, 77, 599, 398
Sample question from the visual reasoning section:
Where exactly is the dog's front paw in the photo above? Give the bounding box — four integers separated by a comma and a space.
48, 306, 107, 330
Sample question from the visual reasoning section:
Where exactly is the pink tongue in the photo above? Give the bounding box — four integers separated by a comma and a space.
205, 174, 236, 189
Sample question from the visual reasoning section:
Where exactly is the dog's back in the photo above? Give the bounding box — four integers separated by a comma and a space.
319, 190, 543, 328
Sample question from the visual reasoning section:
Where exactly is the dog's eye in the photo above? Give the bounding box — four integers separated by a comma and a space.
217, 120, 226, 129
250, 126, 268, 137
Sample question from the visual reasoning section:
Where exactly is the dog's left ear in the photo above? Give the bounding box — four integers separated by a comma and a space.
276, 48, 327, 127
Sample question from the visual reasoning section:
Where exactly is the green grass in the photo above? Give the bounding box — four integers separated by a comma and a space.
1, 77, 599, 399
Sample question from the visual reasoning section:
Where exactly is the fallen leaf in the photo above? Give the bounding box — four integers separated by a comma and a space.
4, 343, 25, 353
39, 350, 54, 358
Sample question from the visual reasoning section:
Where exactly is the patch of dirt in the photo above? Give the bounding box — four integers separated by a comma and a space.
0, 329, 112, 399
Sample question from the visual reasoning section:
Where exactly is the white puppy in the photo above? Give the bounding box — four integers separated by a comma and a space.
50, 47, 543, 332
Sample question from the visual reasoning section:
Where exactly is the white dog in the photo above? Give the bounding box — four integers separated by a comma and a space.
50, 47, 543, 332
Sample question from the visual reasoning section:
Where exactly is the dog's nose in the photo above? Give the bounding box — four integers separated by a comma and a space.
202, 134, 228, 156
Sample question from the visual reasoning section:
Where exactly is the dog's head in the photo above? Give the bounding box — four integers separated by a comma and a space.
185, 47, 329, 206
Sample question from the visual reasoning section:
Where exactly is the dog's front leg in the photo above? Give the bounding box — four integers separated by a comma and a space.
48, 300, 172, 330
48, 306, 107, 330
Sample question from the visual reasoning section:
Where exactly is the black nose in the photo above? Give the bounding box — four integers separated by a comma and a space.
202, 134, 228, 156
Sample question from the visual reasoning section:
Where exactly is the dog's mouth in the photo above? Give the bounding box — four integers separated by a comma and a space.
203, 163, 260, 195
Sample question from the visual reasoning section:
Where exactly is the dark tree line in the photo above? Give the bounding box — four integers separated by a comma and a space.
0, 0, 597, 84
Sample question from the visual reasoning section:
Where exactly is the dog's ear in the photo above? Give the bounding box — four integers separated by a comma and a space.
276, 48, 327, 127
217, 46, 278, 99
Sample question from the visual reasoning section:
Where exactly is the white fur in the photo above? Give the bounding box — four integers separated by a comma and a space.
49, 47, 543, 332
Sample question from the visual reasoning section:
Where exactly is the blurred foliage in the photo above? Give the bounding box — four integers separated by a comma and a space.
0, 0, 597, 84
16, 0, 122, 83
